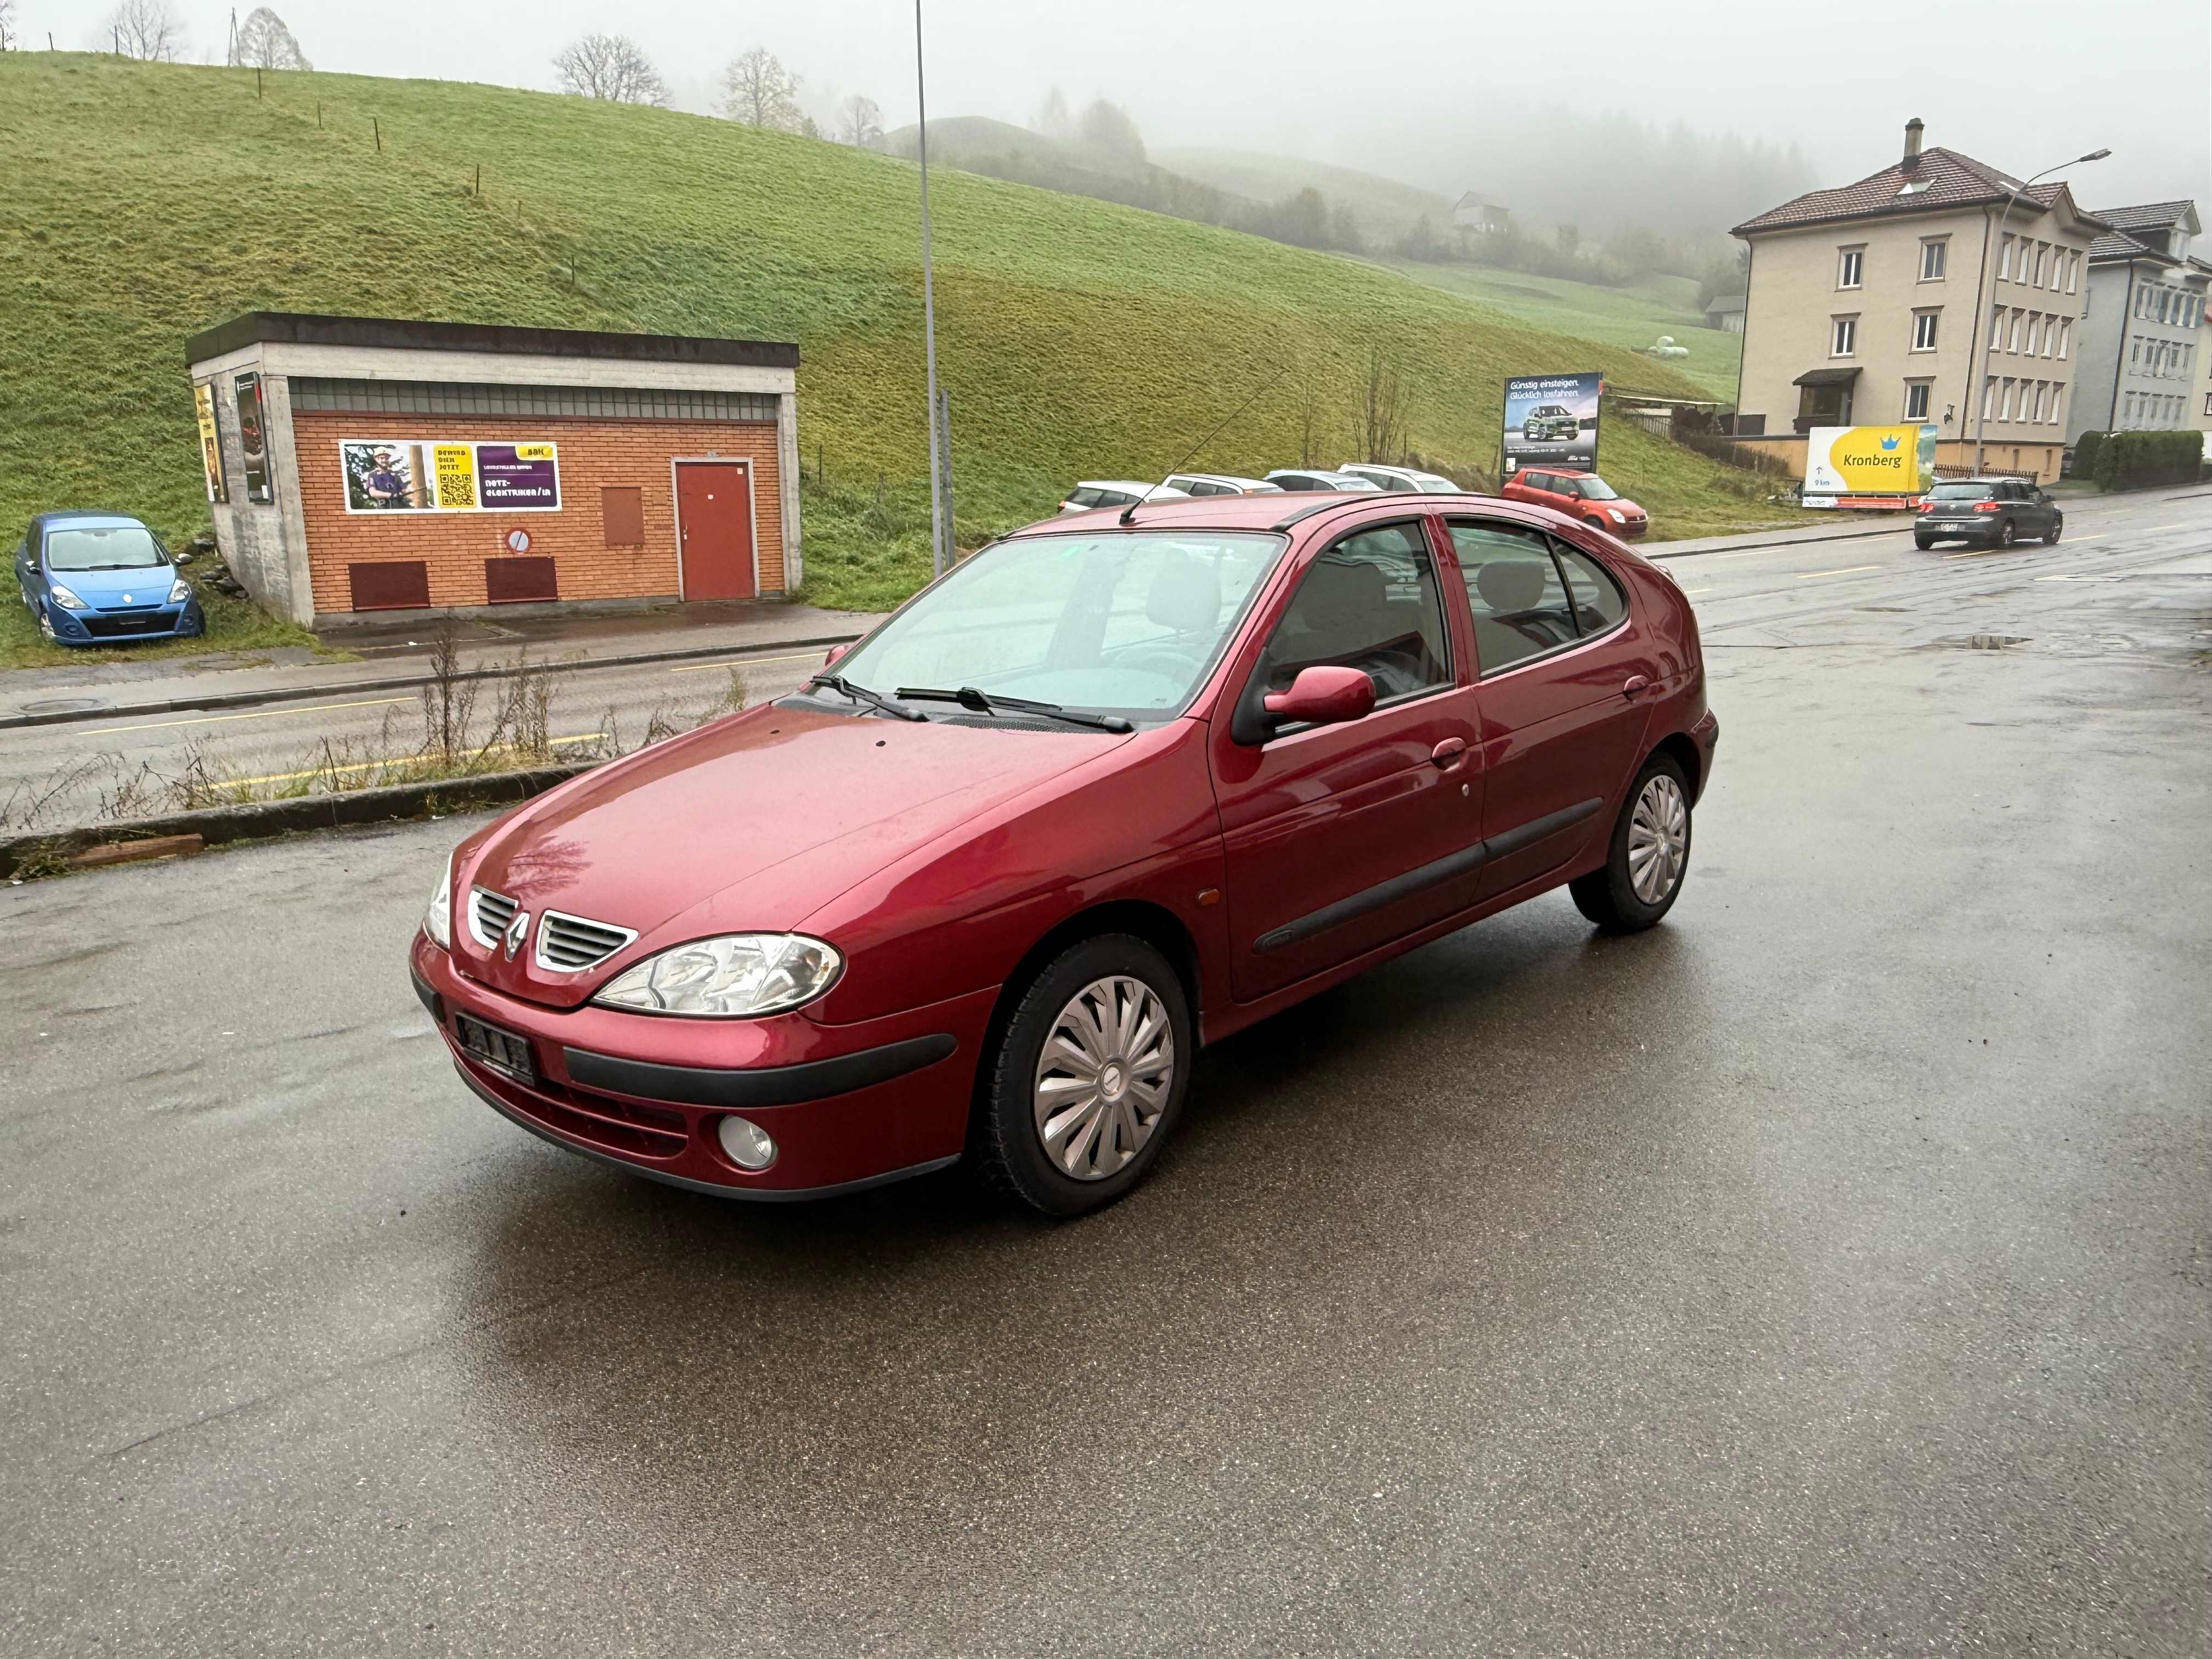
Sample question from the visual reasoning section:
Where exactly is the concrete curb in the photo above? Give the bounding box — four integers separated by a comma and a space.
1644, 522, 1907, 562
1, 763, 596, 882
0, 631, 862, 733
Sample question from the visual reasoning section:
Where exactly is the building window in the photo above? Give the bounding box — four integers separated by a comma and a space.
2025, 314, 2042, 355
1837, 247, 1864, 289
1982, 377, 1996, 420
2066, 251, 2080, 293
1998, 235, 2015, 279
2203, 393, 2211, 418
2057, 319, 2070, 360
1904, 381, 1932, 420
1911, 311, 1940, 351
2008, 309, 2023, 351
1991, 303, 2007, 348
1831, 315, 1858, 356
2049, 383, 2065, 424
2001, 380, 2017, 421
2032, 242, 2047, 286
2031, 382, 2046, 423
1920, 239, 1948, 281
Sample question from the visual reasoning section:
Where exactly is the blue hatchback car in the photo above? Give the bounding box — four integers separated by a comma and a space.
14, 512, 206, 646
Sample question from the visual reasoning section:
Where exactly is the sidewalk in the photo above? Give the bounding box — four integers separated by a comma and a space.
2, 597, 880, 732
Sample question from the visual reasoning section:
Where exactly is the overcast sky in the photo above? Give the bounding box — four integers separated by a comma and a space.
19, 0, 2210, 220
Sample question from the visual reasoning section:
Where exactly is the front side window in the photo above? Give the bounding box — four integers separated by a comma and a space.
43, 526, 166, 571
828, 531, 1287, 721
1257, 523, 1451, 703
1576, 477, 1620, 501
1448, 522, 1579, 675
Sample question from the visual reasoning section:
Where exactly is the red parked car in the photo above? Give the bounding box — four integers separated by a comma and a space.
1502, 469, 1649, 539
412, 490, 1716, 1216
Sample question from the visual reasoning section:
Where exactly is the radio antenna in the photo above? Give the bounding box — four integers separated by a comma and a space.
1121, 365, 1291, 526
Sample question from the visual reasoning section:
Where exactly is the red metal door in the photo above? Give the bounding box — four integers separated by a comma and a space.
675, 462, 755, 600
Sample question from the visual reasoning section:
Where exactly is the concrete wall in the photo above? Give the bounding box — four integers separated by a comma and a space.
195, 350, 315, 626
1740, 202, 2095, 465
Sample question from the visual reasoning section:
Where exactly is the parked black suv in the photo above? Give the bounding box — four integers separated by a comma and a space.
1914, 478, 2062, 550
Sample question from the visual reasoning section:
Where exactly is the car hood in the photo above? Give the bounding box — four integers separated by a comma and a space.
47, 563, 172, 602
453, 702, 1132, 1008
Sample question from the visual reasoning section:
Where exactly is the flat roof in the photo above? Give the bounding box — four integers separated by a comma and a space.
185, 312, 799, 370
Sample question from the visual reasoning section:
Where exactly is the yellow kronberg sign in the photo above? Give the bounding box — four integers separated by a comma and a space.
1809, 424, 1936, 494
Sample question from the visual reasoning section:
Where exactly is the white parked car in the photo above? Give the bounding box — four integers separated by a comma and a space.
1058, 481, 1194, 514
1263, 469, 1384, 493
1161, 472, 1283, 497
1338, 463, 1463, 494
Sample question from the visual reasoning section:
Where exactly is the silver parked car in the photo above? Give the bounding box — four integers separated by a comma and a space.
1338, 464, 1463, 494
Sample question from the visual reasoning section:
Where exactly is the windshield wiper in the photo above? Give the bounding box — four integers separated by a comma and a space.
804, 674, 927, 721
895, 686, 1132, 733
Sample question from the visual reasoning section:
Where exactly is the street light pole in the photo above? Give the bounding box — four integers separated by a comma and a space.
1972, 147, 2109, 470
913, 0, 948, 577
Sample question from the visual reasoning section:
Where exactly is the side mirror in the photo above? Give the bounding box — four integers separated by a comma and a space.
823, 642, 849, 667
1262, 665, 1376, 730
173, 551, 194, 564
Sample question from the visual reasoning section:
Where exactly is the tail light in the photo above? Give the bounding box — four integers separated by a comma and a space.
1973, 501, 2002, 512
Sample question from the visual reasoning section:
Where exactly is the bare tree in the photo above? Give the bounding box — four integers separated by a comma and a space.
1, 0, 18, 52
106, 0, 184, 60
232, 7, 311, 69
836, 94, 884, 150
1356, 347, 1408, 464
720, 48, 805, 132
1077, 98, 1144, 160
552, 33, 667, 105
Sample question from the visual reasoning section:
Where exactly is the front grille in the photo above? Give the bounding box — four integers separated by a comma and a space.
535, 909, 636, 972
82, 613, 172, 637
469, 887, 518, 949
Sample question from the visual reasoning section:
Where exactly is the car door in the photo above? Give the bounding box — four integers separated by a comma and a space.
1445, 517, 1662, 900
1209, 518, 1482, 1003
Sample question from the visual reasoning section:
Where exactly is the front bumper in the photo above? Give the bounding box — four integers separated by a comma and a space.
410, 935, 994, 1199
46, 597, 205, 645
1688, 708, 1719, 804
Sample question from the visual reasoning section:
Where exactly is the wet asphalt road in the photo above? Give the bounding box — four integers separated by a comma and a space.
3, 490, 2208, 1655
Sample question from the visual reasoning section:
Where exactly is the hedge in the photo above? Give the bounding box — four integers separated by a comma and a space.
2086, 430, 2205, 490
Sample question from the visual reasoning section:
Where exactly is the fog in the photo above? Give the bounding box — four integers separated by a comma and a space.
15, 0, 2209, 234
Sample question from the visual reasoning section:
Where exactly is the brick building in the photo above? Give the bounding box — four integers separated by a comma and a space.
184, 314, 801, 627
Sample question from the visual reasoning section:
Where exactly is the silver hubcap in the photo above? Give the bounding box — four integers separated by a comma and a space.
1627, 774, 1689, 904
1034, 975, 1175, 1181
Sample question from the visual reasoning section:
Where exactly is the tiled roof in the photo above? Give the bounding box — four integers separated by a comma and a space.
2091, 200, 2194, 232
2089, 228, 2175, 264
1732, 147, 2095, 236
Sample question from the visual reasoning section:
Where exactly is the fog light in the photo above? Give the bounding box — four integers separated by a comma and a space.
716, 1115, 776, 1171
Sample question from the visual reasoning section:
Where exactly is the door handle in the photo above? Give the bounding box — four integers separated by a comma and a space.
1430, 737, 1467, 769
1622, 675, 1650, 698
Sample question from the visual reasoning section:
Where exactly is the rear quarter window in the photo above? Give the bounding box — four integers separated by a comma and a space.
1553, 543, 1628, 633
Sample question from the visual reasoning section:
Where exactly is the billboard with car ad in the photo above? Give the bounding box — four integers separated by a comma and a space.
1503, 372, 1602, 475
340, 440, 562, 512
1802, 424, 1938, 503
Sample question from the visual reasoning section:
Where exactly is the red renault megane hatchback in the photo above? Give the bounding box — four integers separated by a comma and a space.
412, 490, 1716, 1216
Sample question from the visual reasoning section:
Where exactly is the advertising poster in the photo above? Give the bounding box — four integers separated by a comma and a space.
233, 373, 274, 504
193, 381, 227, 505
341, 440, 561, 512
1503, 372, 1603, 475
1804, 424, 1939, 498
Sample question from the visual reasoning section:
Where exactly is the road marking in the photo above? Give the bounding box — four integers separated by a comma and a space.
671, 651, 827, 675
1795, 565, 1883, 579
219, 732, 607, 788
1683, 588, 1713, 595
78, 696, 417, 737
2142, 523, 2186, 533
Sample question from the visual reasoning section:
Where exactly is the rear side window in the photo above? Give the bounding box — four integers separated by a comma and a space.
1261, 523, 1451, 702
1067, 487, 1104, 507
1449, 522, 1577, 674
1553, 544, 1628, 634
1098, 490, 1137, 508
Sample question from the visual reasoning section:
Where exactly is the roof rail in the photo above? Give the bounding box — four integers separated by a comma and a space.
1272, 499, 1347, 530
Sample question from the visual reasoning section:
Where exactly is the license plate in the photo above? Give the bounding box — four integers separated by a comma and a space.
455, 1012, 537, 1084
1939, 522, 1968, 530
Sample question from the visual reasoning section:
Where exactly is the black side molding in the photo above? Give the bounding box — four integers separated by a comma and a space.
1252, 797, 1605, 955
563, 1032, 958, 1109
410, 968, 444, 1024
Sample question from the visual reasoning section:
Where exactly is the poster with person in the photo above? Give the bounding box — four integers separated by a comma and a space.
340, 440, 560, 512
193, 382, 227, 505
234, 373, 275, 504
341, 441, 431, 510
1502, 373, 1603, 475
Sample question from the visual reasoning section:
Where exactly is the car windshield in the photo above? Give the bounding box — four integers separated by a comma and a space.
1575, 478, 1620, 500
1929, 483, 1994, 499
44, 524, 165, 570
824, 531, 1288, 722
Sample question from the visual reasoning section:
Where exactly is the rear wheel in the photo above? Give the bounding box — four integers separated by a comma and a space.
1997, 517, 2018, 549
973, 934, 1194, 1217
2044, 518, 2063, 545
1570, 754, 1691, 932
1914, 535, 1934, 550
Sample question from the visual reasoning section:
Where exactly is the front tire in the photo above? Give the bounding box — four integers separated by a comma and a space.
973, 934, 1194, 1217
1570, 755, 1691, 932
1997, 517, 2017, 549
2044, 518, 2062, 545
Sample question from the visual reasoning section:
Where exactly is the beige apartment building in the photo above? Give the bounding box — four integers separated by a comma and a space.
1730, 120, 2107, 483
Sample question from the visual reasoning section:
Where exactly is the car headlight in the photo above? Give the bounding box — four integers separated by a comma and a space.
1606, 507, 1627, 524
593, 933, 842, 1018
423, 853, 453, 950
168, 578, 193, 605
48, 583, 88, 610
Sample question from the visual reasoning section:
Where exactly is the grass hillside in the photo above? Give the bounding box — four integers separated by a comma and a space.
0, 55, 1793, 620
1386, 263, 1743, 402
1154, 148, 1461, 237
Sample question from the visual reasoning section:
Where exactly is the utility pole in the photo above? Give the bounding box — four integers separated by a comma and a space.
913, 0, 948, 577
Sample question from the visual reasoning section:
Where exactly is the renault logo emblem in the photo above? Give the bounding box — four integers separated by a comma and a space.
504, 910, 531, 960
